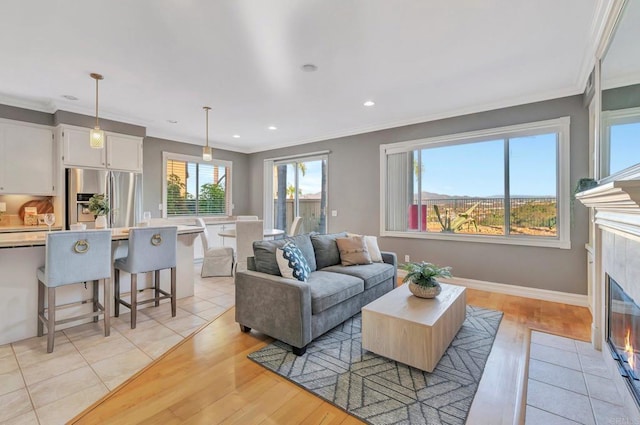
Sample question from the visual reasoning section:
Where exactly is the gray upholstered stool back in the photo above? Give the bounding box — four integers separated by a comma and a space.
115, 226, 177, 274
42, 230, 112, 287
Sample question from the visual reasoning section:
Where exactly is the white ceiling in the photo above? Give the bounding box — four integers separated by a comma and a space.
0, 0, 606, 153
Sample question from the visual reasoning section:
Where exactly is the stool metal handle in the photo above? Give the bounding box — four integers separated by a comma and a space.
151, 234, 163, 246
73, 239, 89, 254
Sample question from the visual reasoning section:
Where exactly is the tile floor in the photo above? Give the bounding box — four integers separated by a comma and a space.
0, 266, 234, 425
526, 331, 634, 425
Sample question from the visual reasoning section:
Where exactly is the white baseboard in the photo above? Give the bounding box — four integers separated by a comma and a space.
394, 271, 588, 307
439, 276, 589, 307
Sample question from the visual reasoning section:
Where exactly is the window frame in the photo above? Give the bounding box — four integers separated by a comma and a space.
379, 117, 571, 249
162, 152, 233, 218
600, 106, 640, 182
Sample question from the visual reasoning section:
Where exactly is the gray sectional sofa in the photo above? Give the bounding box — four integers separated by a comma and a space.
235, 232, 397, 355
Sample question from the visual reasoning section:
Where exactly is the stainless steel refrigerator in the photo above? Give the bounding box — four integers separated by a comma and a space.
66, 168, 143, 229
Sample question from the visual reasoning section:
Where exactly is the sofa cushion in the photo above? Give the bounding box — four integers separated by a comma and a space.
311, 232, 348, 269
321, 262, 395, 290
347, 233, 383, 262
336, 236, 372, 266
276, 242, 311, 282
253, 234, 317, 275
307, 271, 364, 314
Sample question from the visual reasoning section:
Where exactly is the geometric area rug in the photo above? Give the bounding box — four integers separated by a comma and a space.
248, 305, 503, 425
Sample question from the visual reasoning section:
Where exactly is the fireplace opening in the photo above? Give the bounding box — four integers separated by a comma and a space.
608, 275, 640, 405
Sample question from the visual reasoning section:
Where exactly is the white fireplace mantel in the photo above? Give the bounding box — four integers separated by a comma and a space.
576, 180, 640, 241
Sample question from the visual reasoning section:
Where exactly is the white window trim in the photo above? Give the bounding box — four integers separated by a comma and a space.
599, 106, 640, 182
263, 151, 329, 231
380, 117, 571, 249
162, 151, 233, 219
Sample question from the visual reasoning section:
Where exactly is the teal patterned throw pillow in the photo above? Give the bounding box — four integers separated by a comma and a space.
276, 241, 311, 282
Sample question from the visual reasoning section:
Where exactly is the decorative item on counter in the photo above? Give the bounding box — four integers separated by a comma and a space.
401, 261, 452, 298
23, 207, 39, 226
88, 194, 109, 229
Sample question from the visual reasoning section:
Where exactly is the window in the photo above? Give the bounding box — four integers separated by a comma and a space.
601, 107, 640, 179
263, 152, 328, 234
381, 118, 570, 248
162, 153, 232, 217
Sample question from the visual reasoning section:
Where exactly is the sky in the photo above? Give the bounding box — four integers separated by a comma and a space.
419, 133, 557, 197
610, 122, 640, 175
279, 134, 560, 199
285, 160, 324, 195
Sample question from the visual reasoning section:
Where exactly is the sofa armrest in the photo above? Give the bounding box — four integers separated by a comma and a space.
381, 251, 398, 286
235, 270, 313, 349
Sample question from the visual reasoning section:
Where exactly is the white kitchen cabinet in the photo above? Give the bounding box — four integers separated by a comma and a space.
61, 126, 105, 168
60, 125, 143, 172
106, 133, 143, 172
0, 121, 55, 195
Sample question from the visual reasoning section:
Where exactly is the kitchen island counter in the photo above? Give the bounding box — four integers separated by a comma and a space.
0, 225, 203, 345
0, 225, 202, 248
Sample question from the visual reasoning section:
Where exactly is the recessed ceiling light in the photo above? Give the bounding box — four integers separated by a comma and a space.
301, 64, 318, 72
233, 134, 240, 138
363, 100, 376, 107
268, 126, 278, 130
62, 95, 78, 101
167, 120, 178, 124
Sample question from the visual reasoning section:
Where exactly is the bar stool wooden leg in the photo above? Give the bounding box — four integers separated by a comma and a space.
37, 280, 44, 337
171, 267, 177, 317
154, 270, 160, 307
93, 280, 99, 323
114, 269, 120, 317
130, 273, 137, 329
47, 287, 56, 353
104, 278, 111, 337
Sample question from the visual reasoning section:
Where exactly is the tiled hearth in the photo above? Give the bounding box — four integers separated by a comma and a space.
0, 266, 234, 425
526, 331, 631, 424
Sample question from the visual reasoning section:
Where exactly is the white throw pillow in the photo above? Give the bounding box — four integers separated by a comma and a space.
346, 233, 383, 263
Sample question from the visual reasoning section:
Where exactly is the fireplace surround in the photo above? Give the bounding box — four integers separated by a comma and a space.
608, 276, 640, 406
576, 180, 640, 421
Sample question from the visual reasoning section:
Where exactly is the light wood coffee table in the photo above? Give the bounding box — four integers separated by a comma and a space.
361, 282, 466, 372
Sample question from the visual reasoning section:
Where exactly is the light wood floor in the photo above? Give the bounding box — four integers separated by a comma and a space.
70, 288, 592, 425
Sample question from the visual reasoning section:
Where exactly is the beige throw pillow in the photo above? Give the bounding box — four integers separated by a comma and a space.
347, 233, 383, 262
336, 236, 372, 266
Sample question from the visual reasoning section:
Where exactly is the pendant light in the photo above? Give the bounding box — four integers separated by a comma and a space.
89, 73, 105, 149
202, 106, 213, 161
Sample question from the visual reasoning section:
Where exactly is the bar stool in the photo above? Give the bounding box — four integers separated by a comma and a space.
114, 226, 177, 329
37, 230, 112, 353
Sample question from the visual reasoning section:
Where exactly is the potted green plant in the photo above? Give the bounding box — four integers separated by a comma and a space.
88, 194, 109, 229
401, 261, 452, 298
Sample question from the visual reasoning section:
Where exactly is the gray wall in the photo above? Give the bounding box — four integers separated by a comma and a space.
142, 137, 251, 218
602, 83, 640, 111
248, 95, 590, 294
0, 104, 53, 125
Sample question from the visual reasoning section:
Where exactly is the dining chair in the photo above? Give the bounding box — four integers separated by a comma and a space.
196, 218, 234, 277
288, 216, 303, 236
114, 226, 177, 329
37, 229, 112, 353
237, 215, 259, 221
235, 220, 264, 274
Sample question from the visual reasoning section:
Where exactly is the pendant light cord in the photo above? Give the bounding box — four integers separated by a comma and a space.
205, 106, 210, 148
95, 77, 99, 128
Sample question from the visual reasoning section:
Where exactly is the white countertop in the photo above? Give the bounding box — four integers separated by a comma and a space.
0, 225, 203, 248
0, 225, 64, 233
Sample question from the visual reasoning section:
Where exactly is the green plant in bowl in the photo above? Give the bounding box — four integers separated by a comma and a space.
401, 262, 452, 287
